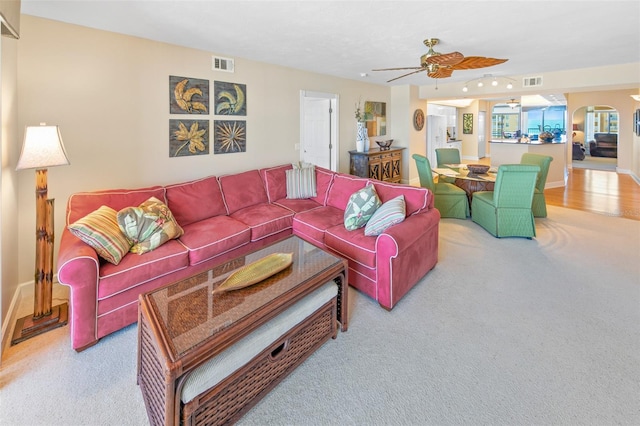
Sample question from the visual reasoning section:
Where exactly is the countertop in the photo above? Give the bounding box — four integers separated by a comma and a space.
490, 140, 565, 145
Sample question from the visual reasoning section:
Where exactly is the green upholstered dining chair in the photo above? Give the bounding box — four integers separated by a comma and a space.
520, 153, 553, 218
471, 164, 540, 238
413, 154, 469, 219
435, 148, 461, 167
434, 148, 461, 183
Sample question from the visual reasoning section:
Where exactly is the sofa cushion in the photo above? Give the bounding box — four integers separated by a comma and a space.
326, 174, 369, 211
273, 198, 323, 213
117, 197, 184, 254
325, 224, 377, 268
66, 186, 165, 225
364, 195, 406, 237
311, 167, 335, 206
230, 203, 294, 241
98, 240, 189, 299
371, 181, 430, 216
68, 205, 132, 265
343, 184, 382, 231
165, 175, 227, 226
261, 164, 292, 203
219, 170, 269, 214
292, 205, 344, 246
286, 163, 317, 199
179, 216, 251, 265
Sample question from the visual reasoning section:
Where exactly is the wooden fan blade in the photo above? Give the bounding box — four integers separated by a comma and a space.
428, 67, 453, 79
387, 68, 426, 82
426, 51, 464, 66
450, 56, 508, 70
372, 66, 424, 71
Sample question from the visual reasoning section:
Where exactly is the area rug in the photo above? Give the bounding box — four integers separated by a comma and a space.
1, 206, 638, 426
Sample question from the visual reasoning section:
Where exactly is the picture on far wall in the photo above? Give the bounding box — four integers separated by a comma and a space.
635, 109, 640, 136
169, 119, 209, 157
214, 81, 247, 116
169, 76, 209, 114
463, 113, 473, 134
214, 120, 246, 154
364, 101, 386, 136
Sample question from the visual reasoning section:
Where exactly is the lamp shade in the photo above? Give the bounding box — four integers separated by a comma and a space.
16, 125, 70, 170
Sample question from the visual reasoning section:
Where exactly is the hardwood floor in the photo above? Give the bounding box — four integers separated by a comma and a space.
545, 168, 640, 221
471, 158, 640, 221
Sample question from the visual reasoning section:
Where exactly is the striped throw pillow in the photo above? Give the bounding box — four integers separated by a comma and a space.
286, 163, 317, 199
364, 195, 406, 236
68, 205, 132, 265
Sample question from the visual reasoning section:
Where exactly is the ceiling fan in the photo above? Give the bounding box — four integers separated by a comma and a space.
373, 38, 508, 83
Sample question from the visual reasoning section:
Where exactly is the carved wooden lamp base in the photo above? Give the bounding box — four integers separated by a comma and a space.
11, 303, 68, 345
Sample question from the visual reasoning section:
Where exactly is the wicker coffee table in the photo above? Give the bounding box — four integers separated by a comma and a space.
137, 236, 348, 426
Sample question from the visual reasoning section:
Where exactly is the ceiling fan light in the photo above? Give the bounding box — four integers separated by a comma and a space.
506, 82, 513, 89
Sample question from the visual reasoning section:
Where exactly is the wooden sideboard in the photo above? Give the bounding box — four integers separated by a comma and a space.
349, 147, 404, 183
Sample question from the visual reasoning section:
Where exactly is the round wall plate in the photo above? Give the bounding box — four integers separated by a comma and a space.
413, 109, 425, 131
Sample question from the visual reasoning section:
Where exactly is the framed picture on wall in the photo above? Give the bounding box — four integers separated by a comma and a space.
463, 113, 473, 134
635, 109, 640, 136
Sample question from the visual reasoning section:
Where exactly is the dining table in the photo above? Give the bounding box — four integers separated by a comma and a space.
433, 163, 497, 205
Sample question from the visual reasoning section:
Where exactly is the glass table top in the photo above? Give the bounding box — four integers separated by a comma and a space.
146, 236, 343, 358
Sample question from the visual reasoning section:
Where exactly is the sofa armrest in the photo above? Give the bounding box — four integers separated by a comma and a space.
57, 228, 101, 350
376, 209, 440, 255
374, 209, 440, 309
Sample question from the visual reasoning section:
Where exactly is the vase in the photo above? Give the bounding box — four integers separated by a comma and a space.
364, 127, 370, 152
356, 122, 366, 152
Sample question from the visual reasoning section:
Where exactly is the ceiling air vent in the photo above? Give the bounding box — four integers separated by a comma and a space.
212, 56, 234, 73
523, 76, 543, 87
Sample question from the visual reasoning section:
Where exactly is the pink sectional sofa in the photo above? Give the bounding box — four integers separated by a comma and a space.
58, 164, 440, 351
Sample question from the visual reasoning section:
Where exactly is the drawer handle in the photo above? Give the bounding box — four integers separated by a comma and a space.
270, 340, 289, 360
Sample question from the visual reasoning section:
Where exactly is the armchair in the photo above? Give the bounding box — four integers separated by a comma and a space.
471, 164, 540, 238
413, 154, 469, 219
520, 153, 552, 218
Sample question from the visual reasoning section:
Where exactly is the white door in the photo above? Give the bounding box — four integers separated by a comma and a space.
478, 111, 486, 158
300, 91, 338, 171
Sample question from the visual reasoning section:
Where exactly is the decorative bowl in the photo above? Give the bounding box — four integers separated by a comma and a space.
539, 131, 554, 143
466, 164, 490, 174
376, 139, 393, 150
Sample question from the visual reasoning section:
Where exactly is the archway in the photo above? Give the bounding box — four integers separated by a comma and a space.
572, 106, 618, 171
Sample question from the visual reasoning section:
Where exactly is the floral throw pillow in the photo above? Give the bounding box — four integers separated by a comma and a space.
117, 197, 184, 254
343, 184, 382, 231
364, 195, 406, 236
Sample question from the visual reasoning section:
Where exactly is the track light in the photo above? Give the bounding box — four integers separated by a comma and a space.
461, 75, 516, 92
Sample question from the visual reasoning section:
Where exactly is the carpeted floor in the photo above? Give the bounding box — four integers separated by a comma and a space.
1, 206, 638, 426
571, 155, 617, 171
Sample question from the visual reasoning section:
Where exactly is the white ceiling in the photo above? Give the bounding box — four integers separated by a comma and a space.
21, 0, 640, 89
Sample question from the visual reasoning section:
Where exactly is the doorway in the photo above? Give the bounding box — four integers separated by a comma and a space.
572, 106, 617, 171
300, 91, 339, 171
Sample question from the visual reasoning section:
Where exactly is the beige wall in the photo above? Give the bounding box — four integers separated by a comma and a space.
1, 34, 19, 337
14, 15, 391, 284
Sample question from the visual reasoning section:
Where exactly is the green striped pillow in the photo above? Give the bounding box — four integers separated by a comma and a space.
285, 163, 317, 199
364, 195, 406, 236
68, 205, 132, 265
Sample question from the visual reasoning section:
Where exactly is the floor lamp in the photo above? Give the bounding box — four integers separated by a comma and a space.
11, 123, 70, 345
